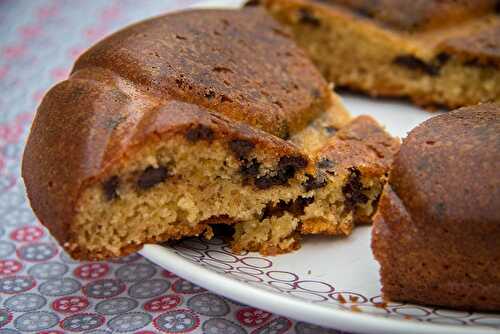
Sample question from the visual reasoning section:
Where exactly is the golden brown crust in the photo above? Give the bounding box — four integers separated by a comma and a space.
260, 0, 500, 108
316, 115, 399, 177
23, 7, 398, 260
22, 8, 328, 250
73, 8, 329, 138
372, 103, 500, 311
263, 0, 500, 63
318, 0, 498, 31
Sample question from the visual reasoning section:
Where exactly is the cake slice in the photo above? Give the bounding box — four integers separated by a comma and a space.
372, 103, 500, 311
256, 0, 500, 109
22, 8, 399, 260
232, 113, 398, 254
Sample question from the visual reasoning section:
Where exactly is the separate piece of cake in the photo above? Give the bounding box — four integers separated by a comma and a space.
257, 0, 500, 109
22, 8, 399, 260
372, 103, 500, 311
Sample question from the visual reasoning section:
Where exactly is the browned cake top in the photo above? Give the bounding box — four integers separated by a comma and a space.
389, 103, 500, 234
74, 7, 330, 139
317, 0, 498, 31
22, 8, 333, 244
318, 115, 399, 176
263, 0, 500, 65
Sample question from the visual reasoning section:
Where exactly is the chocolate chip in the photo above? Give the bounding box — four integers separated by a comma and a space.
239, 158, 260, 179
275, 155, 308, 184
294, 196, 315, 215
255, 155, 308, 189
137, 166, 169, 190
102, 176, 119, 201
302, 173, 327, 192
255, 175, 276, 189
278, 155, 308, 170
185, 124, 214, 142
261, 196, 314, 220
229, 139, 255, 159
342, 167, 368, 211
496, 0, 500, 14
244, 0, 260, 6
393, 55, 440, 76
435, 52, 450, 65
298, 8, 320, 27
211, 223, 235, 238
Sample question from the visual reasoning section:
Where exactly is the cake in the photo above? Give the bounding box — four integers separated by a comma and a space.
255, 0, 500, 109
372, 103, 500, 311
22, 8, 399, 260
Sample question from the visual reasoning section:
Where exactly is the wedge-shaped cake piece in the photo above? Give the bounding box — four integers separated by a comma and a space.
372, 103, 500, 311
22, 8, 399, 260
257, 0, 500, 109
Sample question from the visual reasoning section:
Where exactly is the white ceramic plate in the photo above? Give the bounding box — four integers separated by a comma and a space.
141, 1, 500, 333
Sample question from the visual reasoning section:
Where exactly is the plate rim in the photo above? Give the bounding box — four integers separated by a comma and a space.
140, 244, 498, 334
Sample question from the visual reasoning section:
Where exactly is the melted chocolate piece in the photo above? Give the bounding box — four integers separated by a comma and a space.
254, 175, 276, 189
243, 0, 260, 6
261, 196, 315, 220
436, 52, 450, 65
239, 158, 260, 179
211, 223, 235, 238
342, 167, 368, 210
393, 55, 440, 76
137, 166, 169, 190
185, 124, 214, 142
255, 155, 308, 189
102, 176, 120, 201
302, 173, 327, 192
298, 8, 321, 27
278, 155, 308, 170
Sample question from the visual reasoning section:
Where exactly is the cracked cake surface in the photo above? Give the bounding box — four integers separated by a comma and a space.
22, 7, 399, 260
257, 0, 500, 109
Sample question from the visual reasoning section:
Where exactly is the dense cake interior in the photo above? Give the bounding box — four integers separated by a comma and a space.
262, 1, 500, 108
70, 105, 386, 259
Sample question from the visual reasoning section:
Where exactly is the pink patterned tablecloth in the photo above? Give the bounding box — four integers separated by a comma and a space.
0, 1, 354, 333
